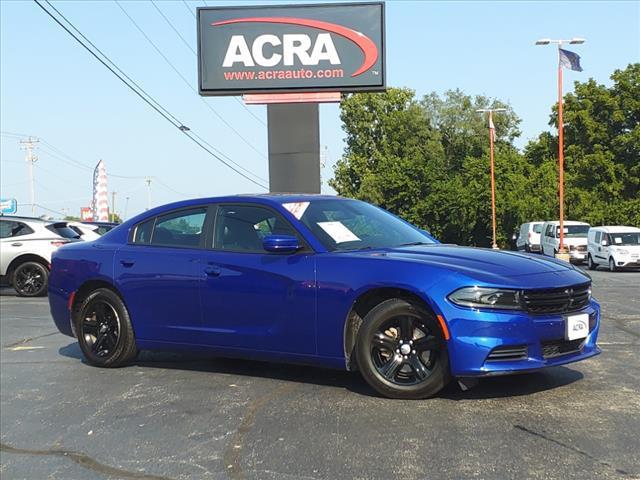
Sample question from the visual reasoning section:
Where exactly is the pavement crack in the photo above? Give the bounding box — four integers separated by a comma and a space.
513, 425, 632, 477
222, 383, 298, 480
0, 442, 174, 480
3, 331, 59, 349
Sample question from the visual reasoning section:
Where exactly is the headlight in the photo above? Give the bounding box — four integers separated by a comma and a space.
448, 287, 522, 310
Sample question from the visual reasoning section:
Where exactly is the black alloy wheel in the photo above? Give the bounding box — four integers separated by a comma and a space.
76, 288, 137, 367
355, 299, 450, 399
13, 261, 48, 297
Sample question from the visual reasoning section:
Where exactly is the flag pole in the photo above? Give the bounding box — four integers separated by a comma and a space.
557, 43, 566, 254
489, 110, 498, 250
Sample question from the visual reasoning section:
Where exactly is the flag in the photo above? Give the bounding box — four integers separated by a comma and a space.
559, 48, 583, 72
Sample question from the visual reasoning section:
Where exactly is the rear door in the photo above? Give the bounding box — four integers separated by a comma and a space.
114, 206, 210, 344
198, 203, 316, 354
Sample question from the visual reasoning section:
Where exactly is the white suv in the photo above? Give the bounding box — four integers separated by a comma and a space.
587, 226, 640, 271
0, 217, 79, 296
540, 220, 590, 263
515, 222, 543, 253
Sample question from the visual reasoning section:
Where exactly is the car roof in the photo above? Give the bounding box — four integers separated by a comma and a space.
141, 194, 344, 212
542, 220, 590, 226
0, 215, 50, 223
589, 225, 640, 233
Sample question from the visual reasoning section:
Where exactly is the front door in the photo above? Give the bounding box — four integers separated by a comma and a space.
199, 204, 316, 355
114, 206, 209, 344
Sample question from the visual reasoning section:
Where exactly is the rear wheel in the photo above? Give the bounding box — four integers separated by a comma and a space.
13, 261, 48, 297
609, 257, 617, 272
355, 299, 450, 399
587, 255, 597, 271
75, 288, 137, 367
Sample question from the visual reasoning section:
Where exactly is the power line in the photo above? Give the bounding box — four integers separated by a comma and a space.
33, 0, 267, 190
116, 0, 267, 159
150, 0, 267, 127
182, 0, 196, 20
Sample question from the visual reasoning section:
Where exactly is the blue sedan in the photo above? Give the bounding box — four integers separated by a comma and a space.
49, 195, 600, 399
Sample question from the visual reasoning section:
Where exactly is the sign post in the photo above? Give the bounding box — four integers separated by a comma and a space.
197, 3, 385, 193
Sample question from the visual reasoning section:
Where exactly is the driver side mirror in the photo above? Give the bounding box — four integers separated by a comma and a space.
262, 234, 301, 253
601, 240, 608, 246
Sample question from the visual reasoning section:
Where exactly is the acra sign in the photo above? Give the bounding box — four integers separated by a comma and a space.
198, 3, 385, 95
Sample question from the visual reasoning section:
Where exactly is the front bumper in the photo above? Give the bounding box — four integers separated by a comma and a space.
441, 299, 601, 377
615, 256, 640, 268
568, 250, 587, 262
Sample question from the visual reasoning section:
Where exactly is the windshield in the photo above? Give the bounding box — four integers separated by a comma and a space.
46, 223, 80, 239
608, 232, 640, 246
290, 199, 436, 251
556, 225, 589, 238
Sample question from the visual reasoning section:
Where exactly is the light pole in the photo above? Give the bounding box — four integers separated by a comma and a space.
535, 37, 585, 257
476, 108, 506, 250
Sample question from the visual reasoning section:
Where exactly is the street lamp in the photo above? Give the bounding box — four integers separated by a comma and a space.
535, 37, 585, 257
476, 107, 506, 250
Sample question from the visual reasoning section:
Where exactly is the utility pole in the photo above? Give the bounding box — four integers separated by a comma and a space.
476, 108, 506, 250
111, 191, 117, 222
145, 177, 152, 211
19, 137, 39, 216
124, 196, 130, 221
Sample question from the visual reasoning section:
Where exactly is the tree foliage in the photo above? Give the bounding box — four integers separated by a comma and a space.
330, 64, 640, 246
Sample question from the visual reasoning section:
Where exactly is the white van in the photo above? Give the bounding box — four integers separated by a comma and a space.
587, 226, 640, 271
540, 220, 590, 263
515, 222, 543, 252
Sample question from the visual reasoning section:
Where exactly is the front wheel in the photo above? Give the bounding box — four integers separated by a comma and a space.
75, 288, 137, 367
355, 299, 451, 399
13, 261, 49, 297
587, 255, 597, 270
609, 257, 617, 273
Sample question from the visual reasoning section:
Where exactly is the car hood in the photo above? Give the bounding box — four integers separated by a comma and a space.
348, 244, 590, 287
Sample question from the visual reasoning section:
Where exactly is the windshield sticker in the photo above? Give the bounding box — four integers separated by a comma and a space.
614, 237, 622, 244
282, 202, 310, 220
317, 221, 361, 243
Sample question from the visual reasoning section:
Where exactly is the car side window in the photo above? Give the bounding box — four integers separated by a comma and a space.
0, 221, 34, 239
214, 205, 298, 253
132, 218, 155, 244
594, 232, 601, 243
150, 208, 207, 248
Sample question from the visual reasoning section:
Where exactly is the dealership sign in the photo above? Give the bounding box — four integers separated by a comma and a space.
0, 198, 18, 215
198, 3, 385, 95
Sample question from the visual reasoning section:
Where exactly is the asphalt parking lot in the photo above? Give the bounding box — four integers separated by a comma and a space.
1, 267, 639, 480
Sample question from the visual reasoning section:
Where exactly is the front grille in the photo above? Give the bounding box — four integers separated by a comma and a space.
541, 338, 585, 358
486, 345, 528, 361
522, 283, 591, 315
576, 245, 587, 252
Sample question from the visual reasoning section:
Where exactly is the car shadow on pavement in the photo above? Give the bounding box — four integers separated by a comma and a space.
58, 342, 584, 400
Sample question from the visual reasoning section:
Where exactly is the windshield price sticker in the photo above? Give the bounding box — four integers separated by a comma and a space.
282, 202, 310, 220
317, 221, 360, 243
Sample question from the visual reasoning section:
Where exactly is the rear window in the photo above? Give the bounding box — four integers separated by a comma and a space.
46, 223, 80, 239
532, 224, 542, 233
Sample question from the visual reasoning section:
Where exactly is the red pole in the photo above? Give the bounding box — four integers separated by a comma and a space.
489, 111, 497, 249
558, 48, 565, 253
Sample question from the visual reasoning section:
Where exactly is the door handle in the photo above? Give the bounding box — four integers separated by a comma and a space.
204, 266, 221, 277
120, 259, 135, 267
11, 242, 23, 247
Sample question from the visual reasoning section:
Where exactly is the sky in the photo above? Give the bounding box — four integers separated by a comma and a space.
1, 0, 638, 220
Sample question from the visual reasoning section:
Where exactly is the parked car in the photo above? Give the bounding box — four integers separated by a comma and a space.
82, 221, 119, 236
0, 216, 79, 296
587, 226, 640, 271
67, 222, 102, 241
541, 220, 590, 263
49, 195, 600, 399
515, 221, 543, 253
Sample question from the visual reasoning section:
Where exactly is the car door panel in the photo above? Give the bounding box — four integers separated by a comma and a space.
199, 252, 316, 354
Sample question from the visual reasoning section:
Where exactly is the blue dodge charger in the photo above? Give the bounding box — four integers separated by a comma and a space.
49, 195, 600, 399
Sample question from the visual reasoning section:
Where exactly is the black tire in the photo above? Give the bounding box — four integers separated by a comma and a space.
12, 261, 49, 297
75, 288, 137, 367
587, 255, 597, 271
355, 298, 451, 399
609, 257, 617, 273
